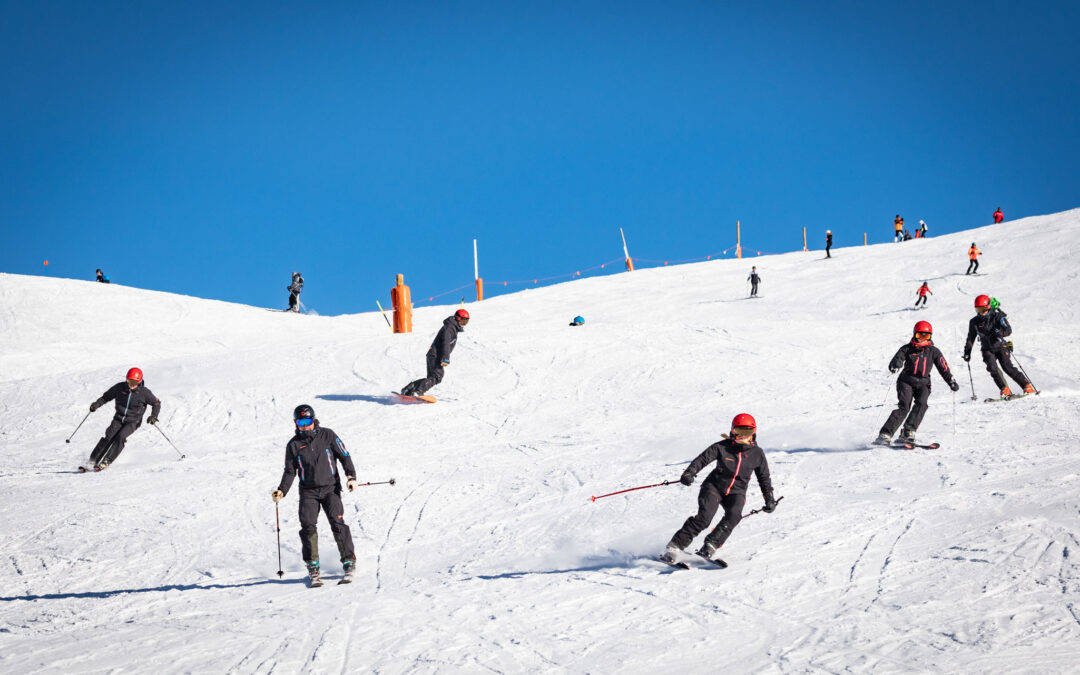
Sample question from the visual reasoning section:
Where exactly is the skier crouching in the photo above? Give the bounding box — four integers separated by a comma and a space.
963, 295, 1035, 398
85, 367, 161, 471
272, 405, 359, 587
874, 321, 959, 446
400, 309, 469, 397
661, 414, 777, 565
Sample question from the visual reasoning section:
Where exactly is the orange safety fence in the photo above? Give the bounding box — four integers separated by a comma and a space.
413, 243, 791, 307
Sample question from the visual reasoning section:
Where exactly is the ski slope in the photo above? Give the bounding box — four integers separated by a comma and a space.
2, 209, 1079, 674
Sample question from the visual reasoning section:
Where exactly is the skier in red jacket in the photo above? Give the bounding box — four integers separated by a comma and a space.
993, 208, 1004, 223
914, 281, 932, 308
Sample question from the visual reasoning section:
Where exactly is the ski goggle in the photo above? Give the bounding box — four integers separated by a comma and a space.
126, 378, 140, 386
295, 417, 314, 428
914, 331, 932, 340
975, 306, 989, 314
731, 426, 755, 438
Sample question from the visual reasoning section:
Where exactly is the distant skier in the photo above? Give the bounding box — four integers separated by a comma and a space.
894, 215, 904, 243
287, 272, 304, 312
748, 266, 761, 296
569, 315, 585, 326
272, 405, 359, 587
825, 230, 833, 258
914, 281, 932, 308
400, 309, 470, 397
874, 322, 959, 446
95, 269, 110, 283
84, 368, 161, 471
966, 243, 981, 274
993, 207, 1004, 223
963, 295, 1036, 398
902, 229, 913, 241
918, 219, 928, 238
660, 414, 777, 565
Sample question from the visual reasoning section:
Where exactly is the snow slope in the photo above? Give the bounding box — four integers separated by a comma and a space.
2, 209, 1079, 674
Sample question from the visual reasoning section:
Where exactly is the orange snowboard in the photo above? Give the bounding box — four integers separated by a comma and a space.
394, 392, 436, 404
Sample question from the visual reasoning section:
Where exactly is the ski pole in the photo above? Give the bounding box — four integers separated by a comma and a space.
1010, 351, 1039, 394
375, 300, 393, 331
966, 360, 977, 401
152, 424, 186, 459
353, 478, 396, 487
590, 480, 674, 502
743, 496, 785, 519
65, 411, 92, 444
275, 502, 284, 579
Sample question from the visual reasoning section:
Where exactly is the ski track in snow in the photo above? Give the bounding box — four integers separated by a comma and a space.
2, 210, 1080, 673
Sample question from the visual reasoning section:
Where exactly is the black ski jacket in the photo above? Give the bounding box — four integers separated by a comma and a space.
277, 425, 356, 496
748, 272, 760, 284
94, 381, 161, 425
964, 309, 1012, 355
427, 316, 463, 363
889, 341, 955, 387
685, 437, 774, 499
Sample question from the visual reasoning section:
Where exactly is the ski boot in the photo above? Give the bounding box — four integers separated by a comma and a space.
898, 429, 916, 445
659, 545, 680, 565
872, 433, 892, 446
399, 384, 415, 397
339, 560, 355, 585
1023, 383, 1036, 394
695, 541, 717, 559
1000, 386, 1013, 398
306, 562, 323, 588
93, 461, 109, 472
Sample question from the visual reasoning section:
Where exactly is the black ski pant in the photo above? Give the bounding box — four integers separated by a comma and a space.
89, 418, 139, 466
288, 292, 299, 311
750, 281, 759, 297
668, 482, 746, 551
406, 353, 444, 396
298, 484, 355, 564
825, 244, 832, 258
914, 295, 928, 307
981, 347, 1029, 391
880, 379, 930, 437
966, 259, 979, 274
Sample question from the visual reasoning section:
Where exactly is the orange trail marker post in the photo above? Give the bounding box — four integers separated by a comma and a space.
390, 274, 413, 334
473, 238, 483, 301
736, 221, 742, 259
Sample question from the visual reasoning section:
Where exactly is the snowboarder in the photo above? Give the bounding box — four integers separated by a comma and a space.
966, 243, 981, 274
918, 220, 928, 238
963, 295, 1036, 398
569, 315, 585, 326
825, 231, 833, 258
748, 267, 761, 296
902, 229, 913, 241
95, 269, 110, 283
993, 207, 1004, 224
914, 281, 932, 308
660, 414, 777, 565
271, 404, 359, 587
894, 215, 904, 243
287, 272, 304, 312
400, 309, 469, 397
874, 322, 959, 445
85, 368, 161, 470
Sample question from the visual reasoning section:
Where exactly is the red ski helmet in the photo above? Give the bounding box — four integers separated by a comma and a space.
974, 295, 991, 308
731, 413, 756, 430
455, 309, 470, 321
913, 321, 932, 334
125, 367, 143, 383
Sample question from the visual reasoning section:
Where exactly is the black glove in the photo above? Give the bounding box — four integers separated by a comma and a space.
949, 380, 960, 392
147, 416, 158, 425
763, 496, 778, 513
1005, 341, 1014, 353
680, 472, 694, 486
962, 353, 971, 362
889, 366, 899, 374
90, 401, 102, 412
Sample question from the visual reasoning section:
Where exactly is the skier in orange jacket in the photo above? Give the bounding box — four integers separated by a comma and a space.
966, 243, 982, 275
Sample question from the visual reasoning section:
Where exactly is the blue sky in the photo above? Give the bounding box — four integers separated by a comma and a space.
3, 1, 1078, 315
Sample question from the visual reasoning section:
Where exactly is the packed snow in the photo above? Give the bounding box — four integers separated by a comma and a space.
2, 209, 1079, 673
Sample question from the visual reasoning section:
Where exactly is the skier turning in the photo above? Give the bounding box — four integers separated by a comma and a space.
874, 321, 959, 446
660, 414, 777, 565
84, 368, 161, 471
272, 405, 359, 587
748, 267, 761, 297
400, 309, 469, 397
914, 281, 932, 308
963, 295, 1036, 398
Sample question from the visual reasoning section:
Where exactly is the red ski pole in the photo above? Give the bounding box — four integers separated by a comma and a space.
590, 480, 675, 502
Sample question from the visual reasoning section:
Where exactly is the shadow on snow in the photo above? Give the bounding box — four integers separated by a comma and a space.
315, 394, 401, 405
0, 577, 303, 602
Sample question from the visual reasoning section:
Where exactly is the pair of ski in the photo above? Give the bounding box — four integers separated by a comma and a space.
77, 464, 106, 473
983, 393, 1030, 404
654, 553, 728, 571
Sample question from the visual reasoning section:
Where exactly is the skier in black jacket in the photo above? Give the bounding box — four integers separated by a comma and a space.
272, 404, 359, 586
747, 267, 761, 297
400, 309, 469, 397
661, 414, 776, 564
874, 321, 959, 445
825, 230, 833, 258
85, 367, 161, 470
963, 294, 1034, 397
